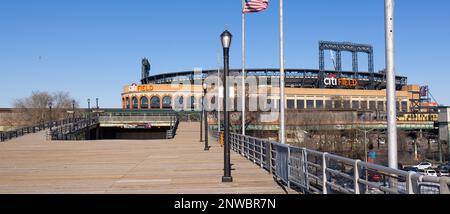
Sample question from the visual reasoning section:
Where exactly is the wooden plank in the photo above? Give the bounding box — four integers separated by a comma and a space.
0, 123, 290, 194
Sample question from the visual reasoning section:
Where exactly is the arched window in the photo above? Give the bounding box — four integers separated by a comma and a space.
162, 96, 172, 109
132, 97, 139, 109
140, 96, 149, 109
174, 96, 184, 110
126, 97, 130, 109
151, 96, 161, 109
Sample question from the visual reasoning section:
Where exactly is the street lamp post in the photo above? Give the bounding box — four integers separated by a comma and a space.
72, 100, 76, 122
95, 98, 99, 118
221, 30, 233, 183
48, 101, 53, 129
88, 99, 91, 121
200, 97, 204, 142
203, 83, 209, 151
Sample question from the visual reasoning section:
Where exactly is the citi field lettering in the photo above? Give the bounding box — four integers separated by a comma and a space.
324, 75, 358, 87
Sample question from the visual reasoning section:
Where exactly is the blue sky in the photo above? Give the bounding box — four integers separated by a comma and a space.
1, 0, 449, 108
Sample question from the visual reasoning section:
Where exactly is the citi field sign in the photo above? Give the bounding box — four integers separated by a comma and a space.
324, 74, 358, 88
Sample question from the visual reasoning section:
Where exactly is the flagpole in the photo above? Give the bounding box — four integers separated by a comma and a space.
217, 51, 221, 134
279, 0, 286, 144
385, 0, 398, 169
241, 0, 246, 136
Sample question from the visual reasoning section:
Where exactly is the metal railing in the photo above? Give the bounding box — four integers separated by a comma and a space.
166, 117, 180, 139
212, 130, 450, 194
49, 117, 99, 141
0, 118, 87, 143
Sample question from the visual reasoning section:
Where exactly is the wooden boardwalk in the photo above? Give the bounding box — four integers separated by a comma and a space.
0, 123, 289, 194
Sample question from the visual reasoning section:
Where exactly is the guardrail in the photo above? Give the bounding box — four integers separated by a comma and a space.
0, 118, 87, 143
49, 117, 99, 141
212, 130, 450, 194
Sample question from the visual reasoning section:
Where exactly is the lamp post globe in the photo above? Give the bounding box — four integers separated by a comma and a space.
221, 30, 232, 49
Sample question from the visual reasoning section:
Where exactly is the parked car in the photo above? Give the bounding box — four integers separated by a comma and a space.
438, 169, 449, 177
413, 162, 433, 170
418, 169, 438, 177
367, 171, 383, 182
437, 163, 450, 171
403, 167, 418, 173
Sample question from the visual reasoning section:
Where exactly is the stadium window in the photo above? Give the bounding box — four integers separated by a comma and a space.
151, 96, 161, 109
344, 101, 351, 109
369, 101, 376, 110
352, 101, 360, 109
325, 100, 333, 110
401, 101, 408, 112
316, 100, 324, 109
126, 97, 130, 109
361, 101, 368, 110
162, 96, 172, 109
132, 97, 139, 109
306, 100, 314, 109
287, 100, 295, 109
377, 101, 385, 111
297, 100, 305, 109
334, 100, 342, 109
140, 97, 149, 109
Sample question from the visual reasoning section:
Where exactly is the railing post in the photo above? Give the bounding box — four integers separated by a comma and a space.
287, 146, 291, 189
406, 172, 415, 194
354, 160, 361, 194
322, 152, 328, 194
302, 148, 309, 192
253, 138, 256, 163
269, 142, 273, 175
241, 135, 244, 156
260, 140, 264, 168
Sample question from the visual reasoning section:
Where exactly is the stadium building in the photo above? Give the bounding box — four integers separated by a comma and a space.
122, 42, 437, 115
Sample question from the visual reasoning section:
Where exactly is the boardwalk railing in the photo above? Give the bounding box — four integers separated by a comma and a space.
0, 118, 87, 143
166, 117, 180, 139
49, 117, 99, 141
212, 131, 450, 194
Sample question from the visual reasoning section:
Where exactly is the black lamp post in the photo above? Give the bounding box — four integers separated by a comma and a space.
200, 97, 204, 142
203, 82, 209, 151
72, 100, 76, 122
221, 30, 233, 183
48, 101, 53, 129
96, 98, 99, 118
88, 99, 91, 120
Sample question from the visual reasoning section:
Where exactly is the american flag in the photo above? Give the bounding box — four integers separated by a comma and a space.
243, 0, 269, 13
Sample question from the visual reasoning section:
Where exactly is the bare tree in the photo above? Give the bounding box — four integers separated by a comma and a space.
8, 91, 80, 127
